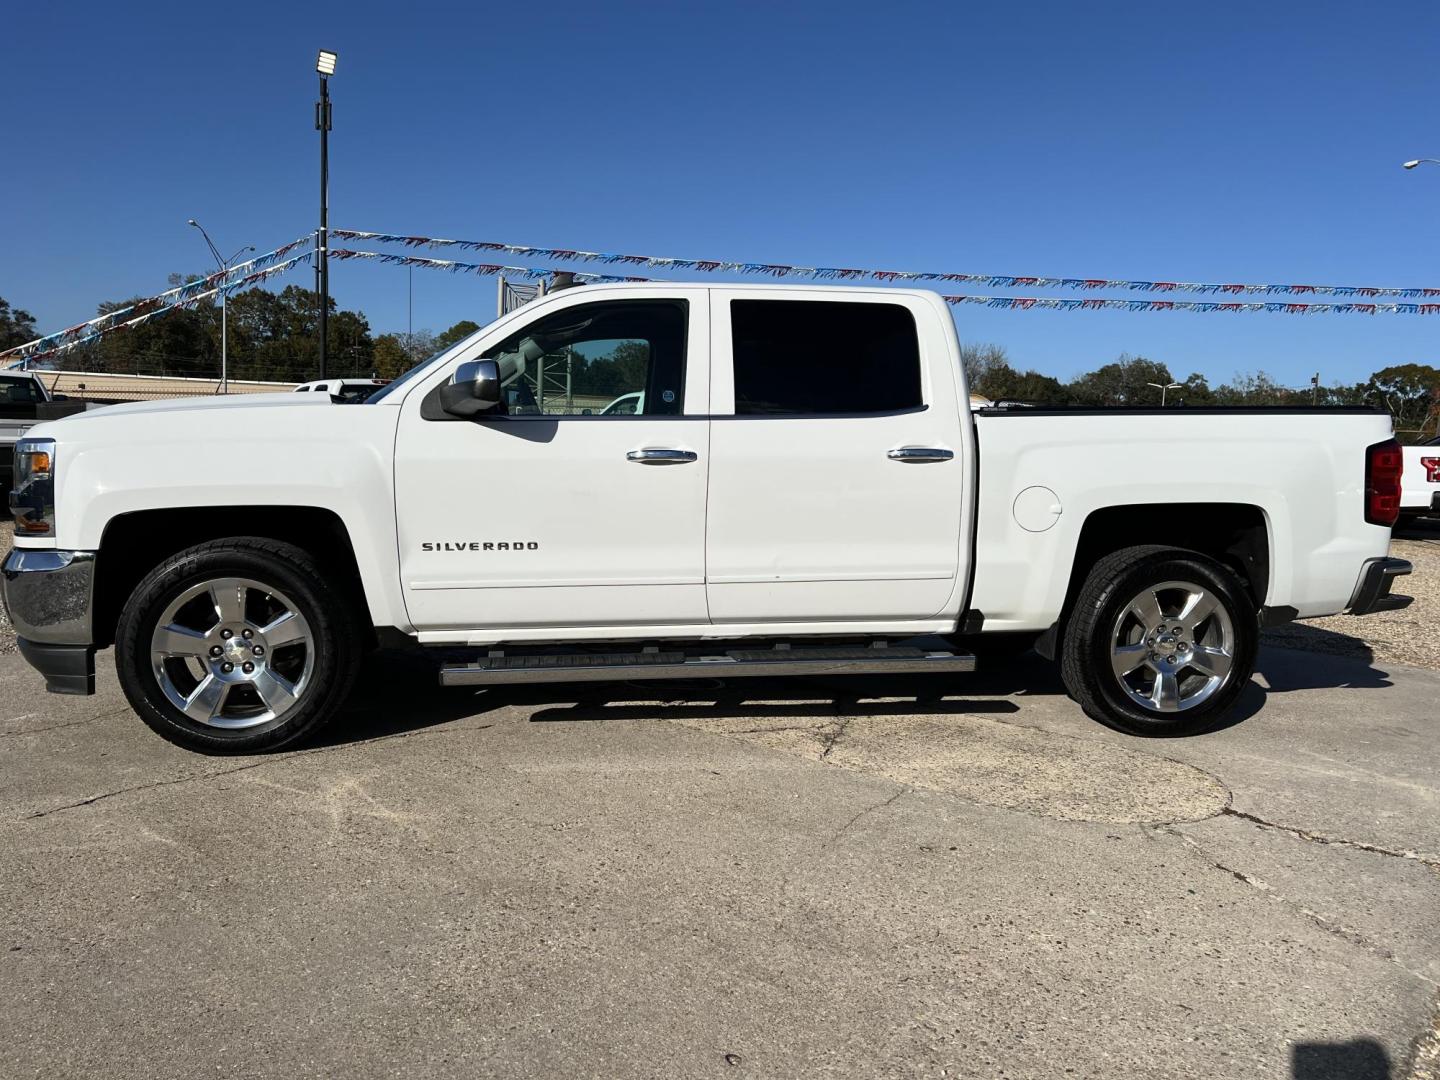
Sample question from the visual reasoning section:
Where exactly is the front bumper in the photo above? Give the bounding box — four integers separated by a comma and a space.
1, 549, 97, 695
1348, 557, 1413, 616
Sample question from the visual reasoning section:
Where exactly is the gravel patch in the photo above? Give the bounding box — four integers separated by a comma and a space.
1262, 518, 1440, 671
0, 521, 13, 655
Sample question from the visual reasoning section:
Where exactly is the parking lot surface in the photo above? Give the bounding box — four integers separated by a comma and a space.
2, 640, 1438, 1079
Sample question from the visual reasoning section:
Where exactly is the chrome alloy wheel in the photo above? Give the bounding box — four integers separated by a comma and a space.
149, 577, 315, 729
1108, 580, 1236, 713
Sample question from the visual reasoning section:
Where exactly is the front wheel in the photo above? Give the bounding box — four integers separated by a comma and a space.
115, 538, 362, 754
1060, 545, 1257, 737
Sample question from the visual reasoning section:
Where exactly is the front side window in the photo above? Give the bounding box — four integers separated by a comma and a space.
730, 300, 922, 416
479, 300, 687, 417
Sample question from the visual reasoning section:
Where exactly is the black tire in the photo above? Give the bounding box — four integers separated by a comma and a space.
1059, 545, 1257, 737
115, 537, 362, 754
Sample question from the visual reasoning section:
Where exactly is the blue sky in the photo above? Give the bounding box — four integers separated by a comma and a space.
4, 0, 1440, 388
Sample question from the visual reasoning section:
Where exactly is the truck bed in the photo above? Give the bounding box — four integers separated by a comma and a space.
969, 405, 1395, 630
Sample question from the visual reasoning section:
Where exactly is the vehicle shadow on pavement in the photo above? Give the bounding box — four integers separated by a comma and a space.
313, 650, 1039, 746
1394, 514, 1440, 542
524, 687, 1023, 725
307, 650, 512, 748
518, 655, 1085, 725
1291, 1038, 1390, 1080
312, 639, 1398, 749
1255, 633, 1393, 692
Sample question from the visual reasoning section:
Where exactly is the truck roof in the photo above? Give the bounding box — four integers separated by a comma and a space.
548, 281, 945, 298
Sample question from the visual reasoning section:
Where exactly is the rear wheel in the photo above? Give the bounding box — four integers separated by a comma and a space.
1060, 545, 1257, 736
115, 538, 361, 754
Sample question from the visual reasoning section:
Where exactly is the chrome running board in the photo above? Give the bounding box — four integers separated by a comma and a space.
438, 644, 976, 686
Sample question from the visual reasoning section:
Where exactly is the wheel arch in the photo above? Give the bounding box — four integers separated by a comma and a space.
1068, 503, 1270, 605
1035, 502, 1271, 659
92, 506, 373, 649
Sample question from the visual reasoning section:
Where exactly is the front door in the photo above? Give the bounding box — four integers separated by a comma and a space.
704, 290, 967, 624
394, 288, 710, 634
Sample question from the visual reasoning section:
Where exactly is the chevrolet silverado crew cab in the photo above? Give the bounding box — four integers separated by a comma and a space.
1, 283, 1414, 753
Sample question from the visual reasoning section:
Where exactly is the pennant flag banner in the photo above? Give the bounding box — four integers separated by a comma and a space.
329, 248, 650, 283
0, 234, 316, 363
333, 228, 1440, 300
940, 294, 1440, 316
3, 250, 315, 366
332, 249, 1440, 316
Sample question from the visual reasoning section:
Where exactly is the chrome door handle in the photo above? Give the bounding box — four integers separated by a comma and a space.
887, 447, 954, 463
627, 448, 698, 465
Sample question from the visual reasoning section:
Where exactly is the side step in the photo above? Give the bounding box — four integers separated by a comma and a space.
439, 644, 976, 687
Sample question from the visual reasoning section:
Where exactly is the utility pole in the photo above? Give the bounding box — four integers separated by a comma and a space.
187, 220, 252, 395
315, 50, 337, 379
1311, 372, 1320, 405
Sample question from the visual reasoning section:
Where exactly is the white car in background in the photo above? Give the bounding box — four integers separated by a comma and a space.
292, 378, 387, 404
1400, 435, 1440, 522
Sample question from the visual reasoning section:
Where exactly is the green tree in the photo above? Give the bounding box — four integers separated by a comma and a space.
87, 286, 218, 377
0, 297, 39, 352
62, 279, 375, 383
1362, 363, 1440, 438
433, 319, 482, 352
959, 341, 1068, 403
572, 340, 650, 397
1213, 371, 1296, 406
1067, 354, 1176, 405
1175, 373, 1216, 406
399, 329, 437, 363
959, 341, 1011, 394
372, 334, 412, 380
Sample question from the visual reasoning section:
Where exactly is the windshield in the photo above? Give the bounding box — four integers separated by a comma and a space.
366, 330, 490, 403
0, 376, 44, 404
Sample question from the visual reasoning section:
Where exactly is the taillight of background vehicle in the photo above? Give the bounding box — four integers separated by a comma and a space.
1364, 439, 1404, 526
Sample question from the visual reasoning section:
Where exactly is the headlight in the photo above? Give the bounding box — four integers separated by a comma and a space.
11, 437, 56, 538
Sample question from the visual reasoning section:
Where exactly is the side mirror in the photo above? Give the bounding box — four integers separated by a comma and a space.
438, 359, 502, 418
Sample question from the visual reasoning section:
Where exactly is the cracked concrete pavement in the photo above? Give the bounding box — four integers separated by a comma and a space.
1, 643, 1438, 1079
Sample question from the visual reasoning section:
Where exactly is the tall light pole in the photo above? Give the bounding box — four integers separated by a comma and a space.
1148, 381, 1183, 406
316, 49, 337, 379
187, 220, 253, 394
1403, 158, 1440, 170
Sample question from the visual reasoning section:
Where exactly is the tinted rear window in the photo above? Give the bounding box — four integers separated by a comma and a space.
730, 300, 922, 416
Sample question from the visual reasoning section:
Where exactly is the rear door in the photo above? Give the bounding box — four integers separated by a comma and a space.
704, 290, 969, 624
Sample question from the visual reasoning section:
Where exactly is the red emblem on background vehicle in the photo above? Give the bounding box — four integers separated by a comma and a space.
1423, 457, 1440, 483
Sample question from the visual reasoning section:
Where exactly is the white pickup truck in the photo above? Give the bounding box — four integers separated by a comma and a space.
1400, 435, 1440, 522
0, 371, 58, 490
1, 283, 1414, 753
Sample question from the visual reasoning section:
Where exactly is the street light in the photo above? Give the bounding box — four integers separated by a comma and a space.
1403, 158, 1440, 170
187, 219, 254, 394
1148, 381, 1183, 407
315, 49, 337, 378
